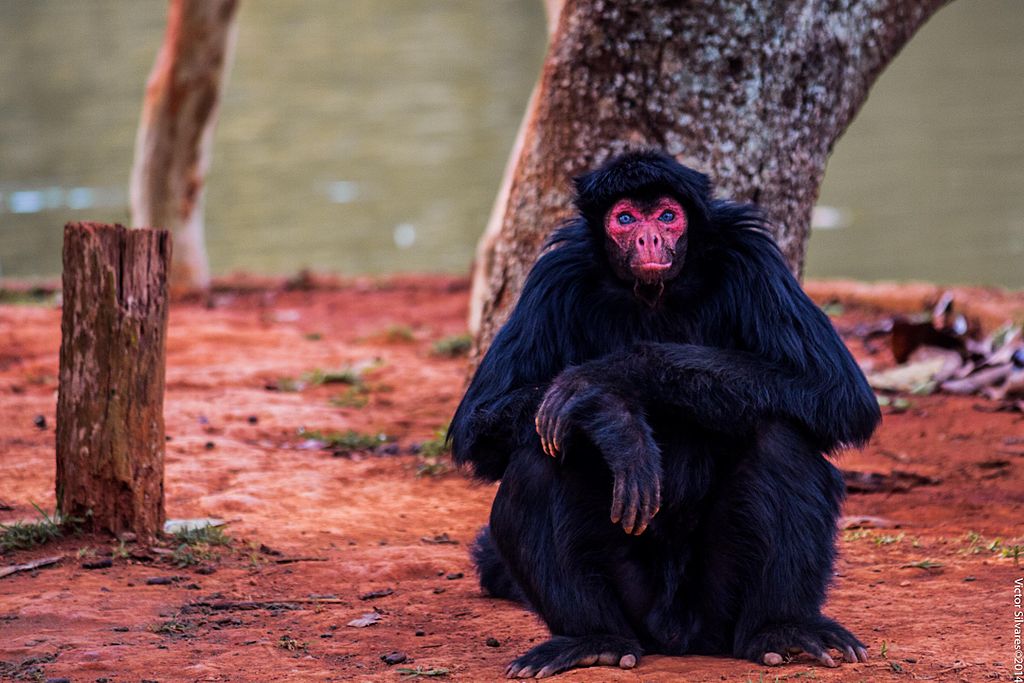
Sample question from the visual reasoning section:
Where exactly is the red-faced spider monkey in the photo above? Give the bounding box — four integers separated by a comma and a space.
448, 150, 880, 678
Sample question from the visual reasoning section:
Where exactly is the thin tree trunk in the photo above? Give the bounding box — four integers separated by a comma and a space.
129, 0, 239, 293
470, 0, 950, 351
56, 223, 171, 540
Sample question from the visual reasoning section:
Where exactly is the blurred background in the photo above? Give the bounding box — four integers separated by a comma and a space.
1, 0, 1021, 287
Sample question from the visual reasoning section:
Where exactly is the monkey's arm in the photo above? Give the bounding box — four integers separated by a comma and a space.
539, 229, 879, 455
449, 223, 596, 480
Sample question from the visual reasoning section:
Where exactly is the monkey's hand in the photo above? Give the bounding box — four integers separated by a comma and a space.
534, 366, 595, 458
609, 445, 662, 536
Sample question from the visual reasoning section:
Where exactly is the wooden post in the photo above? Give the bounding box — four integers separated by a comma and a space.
56, 222, 171, 539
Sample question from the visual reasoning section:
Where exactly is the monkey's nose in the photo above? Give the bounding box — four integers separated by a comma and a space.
637, 233, 660, 248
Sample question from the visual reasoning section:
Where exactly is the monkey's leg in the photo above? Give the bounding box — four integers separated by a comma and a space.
712, 423, 868, 667
489, 453, 644, 679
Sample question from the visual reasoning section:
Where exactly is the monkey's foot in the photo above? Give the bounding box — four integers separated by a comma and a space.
505, 635, 641, 679
741, 617, 868, 668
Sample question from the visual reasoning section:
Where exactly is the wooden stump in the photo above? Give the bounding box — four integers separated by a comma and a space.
56, 222, 171, 539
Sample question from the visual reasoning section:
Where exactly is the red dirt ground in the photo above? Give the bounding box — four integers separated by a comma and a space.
1, 276, 1022, 682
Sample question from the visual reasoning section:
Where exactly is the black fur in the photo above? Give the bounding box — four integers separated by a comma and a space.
448, 150, 880, 675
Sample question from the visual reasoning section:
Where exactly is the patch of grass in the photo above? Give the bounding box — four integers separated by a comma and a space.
1001, 544, 1022, 565
170, 524, 231, 568
875, 394, 912, 412
960, 532, 1023, 564
273, 376, 304, 392
431, 334, 472, 358
385, 325, 415, 343
417, 428, 451, 477
329, 385, 370, 408
419, 428, 449, 458
112, 539, 130, 560
842, 528, 872, 543
173, 524, 231, 547
300, 429, 390, 453
0, 503, 73, 552
874, 533, 905, 546
304, 366, 364, 386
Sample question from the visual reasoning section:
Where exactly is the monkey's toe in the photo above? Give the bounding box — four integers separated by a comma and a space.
506, 635, 641, 679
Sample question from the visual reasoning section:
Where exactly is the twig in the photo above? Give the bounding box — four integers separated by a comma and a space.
190, 598, 347, 611
273, 556, 328, 564
0, 555, 62, 579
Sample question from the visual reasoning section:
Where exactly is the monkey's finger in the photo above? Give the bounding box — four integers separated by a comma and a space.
763, 652, 784, 666
539, 391, 568, 454
618, 654, 637, 669
634, 485, 659, 532
534, 415, 551, 456
855, 647, 869, 663
621, 481, 640, 534
840, 645, 857, 664
610, 476, 625, 525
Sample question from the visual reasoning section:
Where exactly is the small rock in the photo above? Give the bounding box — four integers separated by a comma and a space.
359, 588, 394, 601
45, 678, 70, 683
146, 576, 176, 585
81, 558, 113, 570
486, 637, 500, 647
194, 565, 217, 575
381, 651, 407, 665
204, 441, 216, 450
347, 612, 382, 628
446, 572, 464, 580
247, 415, 259, 424
432, 587, 445, 594
33, 415, 47, 430
117, 531, 137, 543
112, 626, 129, 632
415, 629, 425, 637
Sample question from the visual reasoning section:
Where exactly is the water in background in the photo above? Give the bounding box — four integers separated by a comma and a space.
1, 1, 1021, 288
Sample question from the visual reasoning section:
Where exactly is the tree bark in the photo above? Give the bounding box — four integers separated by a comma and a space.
129, 0, 239, 293
56, 222, 171, 540
470, 0, 951, 352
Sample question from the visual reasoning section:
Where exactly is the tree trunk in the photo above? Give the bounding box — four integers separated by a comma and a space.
129, 0, 239, 294
56, 222, 171, 540
470, 0, 950, 352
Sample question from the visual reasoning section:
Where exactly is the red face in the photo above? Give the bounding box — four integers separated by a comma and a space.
604, 196, 687, 284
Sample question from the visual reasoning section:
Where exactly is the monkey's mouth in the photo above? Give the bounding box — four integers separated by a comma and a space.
632, 262, 672, 282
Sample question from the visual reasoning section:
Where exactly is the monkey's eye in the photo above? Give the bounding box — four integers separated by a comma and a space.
658, 210, 676, 222
617, 213, 635, 225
